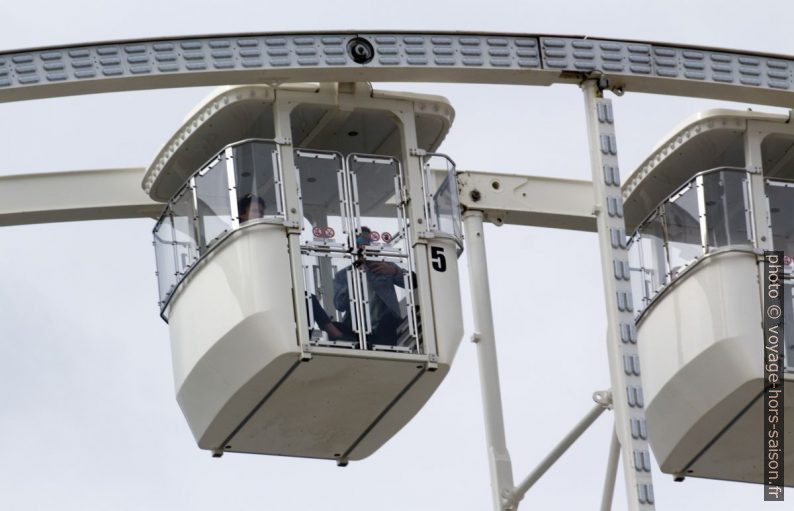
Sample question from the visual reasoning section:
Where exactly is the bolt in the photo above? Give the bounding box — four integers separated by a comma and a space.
470, 189, 482, 202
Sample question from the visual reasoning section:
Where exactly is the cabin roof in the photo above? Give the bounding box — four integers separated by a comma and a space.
622, 108, 790, 233
143, 83, 454, 202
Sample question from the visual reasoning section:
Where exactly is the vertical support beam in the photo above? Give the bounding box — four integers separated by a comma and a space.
273, 99, 311, 358
397, 107, 439, 359
226, 147, 240, 231
601, 426, 621, 511
744, 124, 773, 251
581, 79, 655, 510
463, 211, 515, 511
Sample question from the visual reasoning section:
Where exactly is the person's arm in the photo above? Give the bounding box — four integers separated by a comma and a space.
390, 263, 407, 287
387, 263, 417, 289
310, 294, 332, 328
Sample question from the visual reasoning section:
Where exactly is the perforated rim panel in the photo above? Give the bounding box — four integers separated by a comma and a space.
2, 32, 794, 107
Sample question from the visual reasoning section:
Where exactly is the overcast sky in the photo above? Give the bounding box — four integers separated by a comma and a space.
1, 2, 792, 510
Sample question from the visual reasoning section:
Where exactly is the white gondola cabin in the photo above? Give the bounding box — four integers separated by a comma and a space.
147, 83, 464, 463
623, 109, 794, 485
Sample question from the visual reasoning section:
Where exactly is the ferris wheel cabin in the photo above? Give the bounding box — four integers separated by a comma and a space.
624, 109, 794, 485
146, 83, 464, 462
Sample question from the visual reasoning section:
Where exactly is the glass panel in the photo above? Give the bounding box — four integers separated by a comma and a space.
627, 234, 645, 313
295, 150, 349, 250
233, 141, 283, 223
703, 170, 753, 249
348, 155, 409, 256
153, 210, 177, 306
195, 156, 233, 250
302, 252, 359, 347
767, 181, 794, 264
423, 154, 462, 244
664, 183, 702, 279
302, 252, 420, 353
769, 179, 794, 370
638, 212, 668, 300
356, 255, 419, 352
171, 186, 199, 276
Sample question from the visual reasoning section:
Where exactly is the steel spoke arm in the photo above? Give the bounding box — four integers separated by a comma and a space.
601, 425, 621, 511
0, 167, 161, 226
503, 393, 611, 510
457, 171, 596, 232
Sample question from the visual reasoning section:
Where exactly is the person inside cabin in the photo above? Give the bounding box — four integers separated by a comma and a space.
238, 193, 345, 340
238, 193, 267, 224
310, 295, 347, 340
332, 226, 412, 348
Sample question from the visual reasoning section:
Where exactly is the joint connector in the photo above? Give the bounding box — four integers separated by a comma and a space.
501, 489, 521, 511
592, 389, 613, 409
426, 354, 439, 371
597, 76, 610, 92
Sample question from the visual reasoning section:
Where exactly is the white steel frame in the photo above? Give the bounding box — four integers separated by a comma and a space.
4, 31, 794, 510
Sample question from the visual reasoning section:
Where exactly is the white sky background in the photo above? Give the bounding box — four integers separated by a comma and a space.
0, 1, 792, 510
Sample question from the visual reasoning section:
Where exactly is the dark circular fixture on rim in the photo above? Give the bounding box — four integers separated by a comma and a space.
347, 37, 374, 64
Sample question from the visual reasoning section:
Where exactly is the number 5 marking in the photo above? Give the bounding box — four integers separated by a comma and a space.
431, 246, 447, 272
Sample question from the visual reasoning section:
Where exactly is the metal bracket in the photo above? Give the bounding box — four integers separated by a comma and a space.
415, 231, 440, 243
593, 389, 613, 410
427, 354, 439, 372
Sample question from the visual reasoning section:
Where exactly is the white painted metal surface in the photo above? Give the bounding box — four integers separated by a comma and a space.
621, 109, 792, 233
0, 167, 160, 226
506, 401, 608, 508
635, 251, 789, 483
153, 83, 467, 462
6, 28, 794, 510
462, 210, 515, 510
169, 223, 297, 449
144, 83, 454, 201
624, 109, 794, 487
582, 79, 655, 509
5, 33, 794, 109
457, 171, 596, 232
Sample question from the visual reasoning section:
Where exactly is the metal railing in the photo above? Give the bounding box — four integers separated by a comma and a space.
152, 138, 286, 319
628, 167, 756, 321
